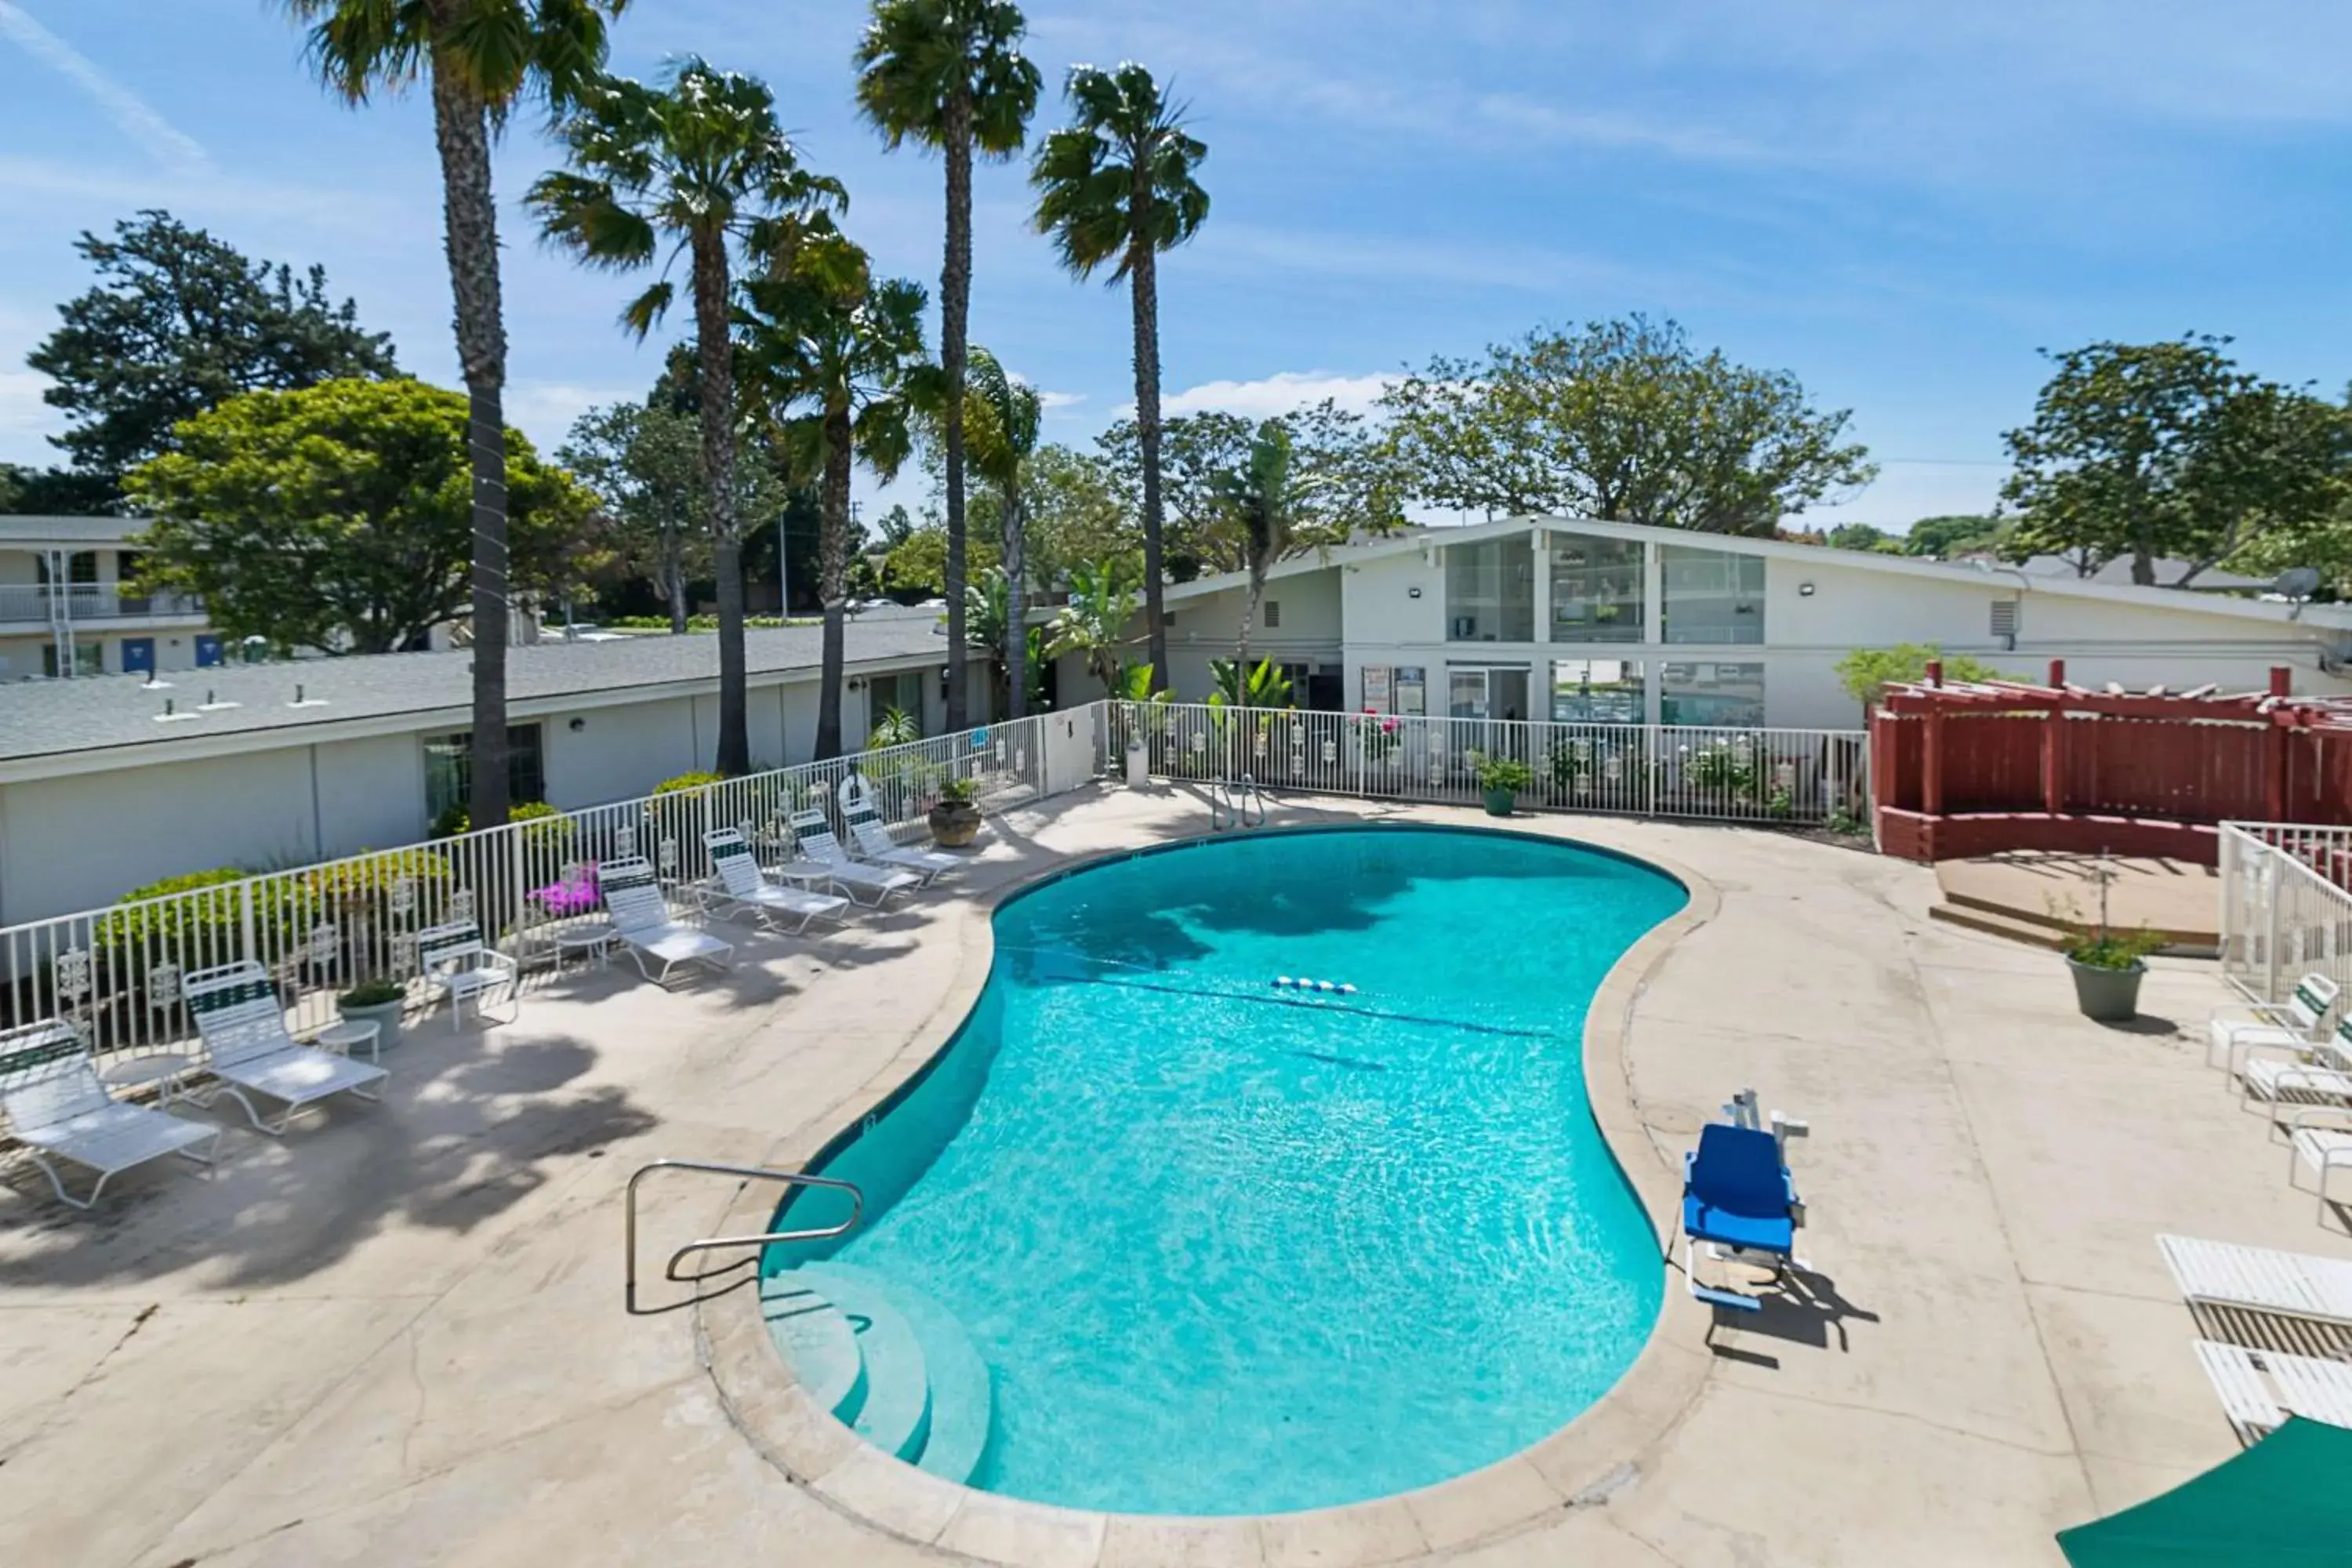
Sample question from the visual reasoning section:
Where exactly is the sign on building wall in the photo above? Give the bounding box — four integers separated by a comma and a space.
1361, 665, 1392, 711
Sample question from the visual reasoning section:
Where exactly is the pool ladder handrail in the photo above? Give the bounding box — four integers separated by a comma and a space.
624, 1157, 865, 1316
1209, 773, 1267, 832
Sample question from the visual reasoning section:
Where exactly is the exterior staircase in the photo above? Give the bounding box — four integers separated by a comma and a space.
761, 1260, 993, 1483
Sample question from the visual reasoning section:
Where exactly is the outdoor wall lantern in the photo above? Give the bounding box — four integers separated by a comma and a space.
568, 717, 586, 731
1408, 586, 1423, 598
1798, 582, 1817, 597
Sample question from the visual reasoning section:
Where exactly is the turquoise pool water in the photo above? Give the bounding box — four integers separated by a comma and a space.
771, 826, 1685, 1515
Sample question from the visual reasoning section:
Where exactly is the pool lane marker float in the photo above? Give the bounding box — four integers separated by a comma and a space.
1272, 976, 1358, 995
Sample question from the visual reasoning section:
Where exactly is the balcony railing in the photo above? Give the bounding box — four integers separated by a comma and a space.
0, 584, 204, 625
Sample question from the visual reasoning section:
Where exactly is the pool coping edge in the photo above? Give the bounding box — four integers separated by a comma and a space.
693, 809, 1726, 1567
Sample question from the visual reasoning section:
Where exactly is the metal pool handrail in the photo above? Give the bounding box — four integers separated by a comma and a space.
623, 1157, 865, 1315
1209, 774, 1266, 832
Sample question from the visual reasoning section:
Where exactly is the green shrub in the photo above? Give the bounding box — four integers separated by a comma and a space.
653, 772, 725, 796
430, 799, 569, 844
1472, 753, 1534, 793
95, 866, 255, 953
338, 978, 405, 1007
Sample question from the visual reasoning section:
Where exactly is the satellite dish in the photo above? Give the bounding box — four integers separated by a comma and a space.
2276, 567, 2323, 600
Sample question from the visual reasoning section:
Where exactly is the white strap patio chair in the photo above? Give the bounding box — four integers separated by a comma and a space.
841, 801, 964, 884
0, 1020, 222, 1210
2238, 1019, 2352, 1113
700, 829, 850, 935
2209, 973, 2339, 1074
2158, 1233, 2352, 1330
2286, 1109, 2352, 1225
417, 920, 521, 1031
181, 960, 389, 1134
600, 857, 734, 984
787, 810, 921, 906
2193, 1340, 2352, 1446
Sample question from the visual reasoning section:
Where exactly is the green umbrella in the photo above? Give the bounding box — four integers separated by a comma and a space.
2058, 1418, 2352, 1566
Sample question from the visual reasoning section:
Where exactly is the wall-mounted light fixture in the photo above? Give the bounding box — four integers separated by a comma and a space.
1407, 586, 1423, 599
1798, 581, 1817, 597
847, 674, 866, 690
568, 717, 586, 732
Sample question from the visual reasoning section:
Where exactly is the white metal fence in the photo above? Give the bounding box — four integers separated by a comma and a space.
0, 713, 1054, 1071
2219, 821, 2352, 1005
1109, 702, 1870, 826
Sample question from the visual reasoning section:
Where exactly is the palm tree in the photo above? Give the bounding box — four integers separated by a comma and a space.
531, 60, 844, 775
1032, 64, 1208, 695
1047, 553, 1142, 696
739, 234, 933, 760
963, 347, 1041, 720
285, 0, 626, 829
854, 0, 1041, 734
1213, 418, 1323, 664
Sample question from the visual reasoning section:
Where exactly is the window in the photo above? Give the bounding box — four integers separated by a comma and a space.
873, 670, 927, 738
1263, 600, 1280, 630
1661, 545, 1765, 644
1444, 535, 1534, 642
41, 641, 102, 677
1552, 659, 1646, 724
34, 552, 98, 586
1660, 662, 1766, 728
1548, 532, 1644, 643
423, 724, 546, 823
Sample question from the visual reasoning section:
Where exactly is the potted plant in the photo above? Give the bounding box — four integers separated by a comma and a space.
1472, 753, 1534, 816
336, 978, 406, 1044
928, 775, 984, 848
2052, 859, 2164, 1020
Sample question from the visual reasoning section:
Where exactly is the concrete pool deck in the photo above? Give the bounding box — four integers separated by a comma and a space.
2, 785, 2345, 1566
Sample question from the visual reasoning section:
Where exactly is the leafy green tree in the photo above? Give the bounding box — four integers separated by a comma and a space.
287, 0, 626, 830
881, 521, 998, 598
25, 210, 397, 499
855, 0, 1042, 734
1207, 656, 1293, 710
962, 347, 1042, 718
558, 400, 712, 631
964, 564, 1045, 715
1903, 514, 2008, 558
1379, 315, 1875, 533
1019, 444, 1135, 586
2179, 382, 2351, 584
1824, 523, 1902, 554
125, 379, 593, 655
1033, 62, 1210, 691
740, 233, 933, 758
532, 57, 845, 775
0, 464, 118, 515
1833, 644, 2013, 718
1047, 553, 1142, 695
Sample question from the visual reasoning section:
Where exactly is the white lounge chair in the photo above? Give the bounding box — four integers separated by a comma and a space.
600, 856, 734, 984
0, 1020, 222, 1209
2209, 973, 2339, 1074
701, 828, 850, 934
2238, 1018, 2352, 1113
2158, 1233, 2352, 1329
183, 960, 389, 1134
2193, 1339, 2352, 1445
841, 802, 964, 883
787, 810, 922, 906
2287, 1108, 2352, 1223
418, 920, 520, 1031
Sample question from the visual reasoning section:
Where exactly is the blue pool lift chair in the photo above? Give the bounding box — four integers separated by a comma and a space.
1681, 1095, 1810, 1314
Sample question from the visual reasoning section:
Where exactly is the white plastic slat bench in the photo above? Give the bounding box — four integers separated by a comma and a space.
841, 803, 964, 884
786, 811, 921, 906
2193, 1340, 2288, 1446
2158, 1234, 2352, 1329
700, 829, 850, 935
600, 857, 733, 984
2288, 1120, 2352, 1224
2193, 1340, 2352, 1446
2239, 1019, 2352, 1112
0, 1020, 222, 1209
417, 920, 520, 1031
183, 960, 389, 1134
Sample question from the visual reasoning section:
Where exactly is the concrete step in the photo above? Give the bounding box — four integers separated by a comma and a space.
856, 1268, 995, 1484
793, 1262, 933, 1464
1928, 900, 2069, 950
760, 1272, 866, 1425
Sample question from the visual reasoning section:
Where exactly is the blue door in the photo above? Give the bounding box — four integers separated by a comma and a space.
194, 634, 223, 667
122, 637, 154, 675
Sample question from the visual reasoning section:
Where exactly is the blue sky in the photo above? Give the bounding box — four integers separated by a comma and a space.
5, 0, 2351, 531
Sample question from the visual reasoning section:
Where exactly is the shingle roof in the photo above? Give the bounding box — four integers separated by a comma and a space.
0, 612, 950, 764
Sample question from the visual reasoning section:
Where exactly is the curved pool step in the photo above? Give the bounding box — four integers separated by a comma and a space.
822, 1262, 995, 1485
760, 1272, 865, 1424
793, 1261, 933, 1464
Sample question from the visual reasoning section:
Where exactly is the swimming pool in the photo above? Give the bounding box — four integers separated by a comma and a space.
764, 825, 1686, 1516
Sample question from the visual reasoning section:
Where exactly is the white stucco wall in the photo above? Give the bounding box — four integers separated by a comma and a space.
312, 734, 430, 854
541, 696, 702, 807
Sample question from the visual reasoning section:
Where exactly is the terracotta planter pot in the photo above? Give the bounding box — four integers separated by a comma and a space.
929, 800, 983, 848
2067, 957, 2145, 1022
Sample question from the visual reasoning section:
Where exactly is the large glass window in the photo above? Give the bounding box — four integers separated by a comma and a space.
1444, 535, 1534, 642
1548, 532, 1644, 643
1552, 659, 1646, 724
872, 670, 927, 738
1661, 545, 1765, 644
423, 724, 547, 823
1660, 662, 1766, 728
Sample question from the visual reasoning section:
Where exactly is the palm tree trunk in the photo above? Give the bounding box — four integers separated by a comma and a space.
940, 88, 974, 733
1002, 485, 1027, 720
662, 526, 688, 633
691, 231, 749, 775
815, 403, 853, 760
1130, 234, 1169, 693
430, 47, 509, 829
1238, 560, 1262, 665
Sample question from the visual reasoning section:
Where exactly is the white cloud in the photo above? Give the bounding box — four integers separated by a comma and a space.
1160, 371, 1393, 420
1037, 390, 1087, 412
0, 2, 210, 175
